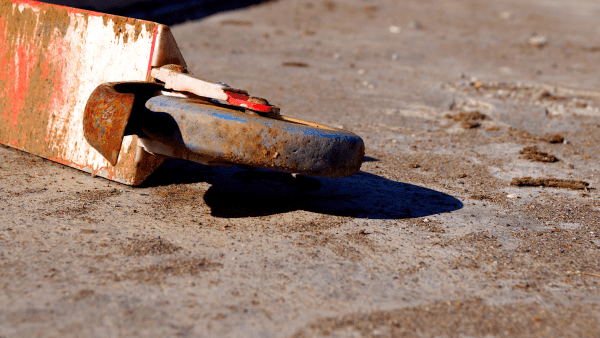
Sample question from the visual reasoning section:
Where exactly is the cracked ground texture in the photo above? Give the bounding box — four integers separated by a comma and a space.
1, 0, 600, 337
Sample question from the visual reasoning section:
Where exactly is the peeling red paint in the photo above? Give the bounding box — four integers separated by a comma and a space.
146, 24, 159, 79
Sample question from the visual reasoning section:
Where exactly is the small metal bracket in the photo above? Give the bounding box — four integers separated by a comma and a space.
151, 66, 280, 114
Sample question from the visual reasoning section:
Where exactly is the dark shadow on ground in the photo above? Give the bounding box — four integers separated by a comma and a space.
46, 0, 272, 26
142, 159, 463, 219
362, 156, 379, 162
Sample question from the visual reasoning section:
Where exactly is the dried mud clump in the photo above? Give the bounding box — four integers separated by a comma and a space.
533, 89, 564, 101
503, 129, 565, 145
445, 111, 488, 129
80, 229, 97, 234
121, 237, 182, 256
539, 133, 565, 144
282, 62, 309, 68
511, 177, 589, 190
519, 146, 557, 162
72, 289, 95, 302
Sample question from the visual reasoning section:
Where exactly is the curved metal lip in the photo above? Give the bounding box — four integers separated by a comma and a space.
83, 82, 164, 166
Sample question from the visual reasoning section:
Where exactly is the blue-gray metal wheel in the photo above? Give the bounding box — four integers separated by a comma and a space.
142, 95, 365, 178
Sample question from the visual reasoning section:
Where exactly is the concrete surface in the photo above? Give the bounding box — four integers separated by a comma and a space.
2, 0, 600, 337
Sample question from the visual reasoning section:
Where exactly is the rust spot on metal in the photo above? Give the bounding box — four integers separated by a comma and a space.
159, 64, 189, 73
102, 14, 149, 42
248, 97, 270, 105
83, 84, 135, 166
83, 82, 164, 166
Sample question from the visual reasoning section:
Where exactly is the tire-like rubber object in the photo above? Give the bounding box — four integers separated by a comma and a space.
143, 95, 364, 178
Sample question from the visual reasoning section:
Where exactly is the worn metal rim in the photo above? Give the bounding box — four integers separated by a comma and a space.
145, 96, 365, 178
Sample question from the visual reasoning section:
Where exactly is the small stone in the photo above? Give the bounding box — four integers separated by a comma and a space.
506, 194, 518, 199
391, 53, 399, 60
389, 25, 401, 34
500, 11, 513, 20
358, 69, 365, 75
528, 36, 548, 48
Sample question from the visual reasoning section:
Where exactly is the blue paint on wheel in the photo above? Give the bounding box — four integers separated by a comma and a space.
212, 112, 246, 122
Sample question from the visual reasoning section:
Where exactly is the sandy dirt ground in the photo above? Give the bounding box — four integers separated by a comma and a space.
2, 0, 600, 337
